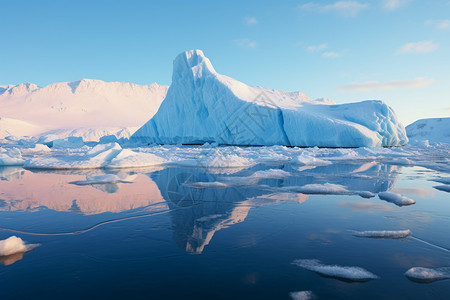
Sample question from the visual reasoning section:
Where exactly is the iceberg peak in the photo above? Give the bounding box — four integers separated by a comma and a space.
173, 50, 216, 81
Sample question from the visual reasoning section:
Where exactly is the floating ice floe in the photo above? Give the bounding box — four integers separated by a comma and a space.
0, 236, 40, 256
433, 185, 450, 193
189, 181, 228, 188
291, 183, 352, 195
290, 290, 315, 300
405, 267, 450, 283
0, 148, 25, 166
378, 192, 416, 206
23, 143, 166, 169
351, 229, 411, 239
292, 259, 378, 282
291, 155, 332, 166
358, 191, 376, 198
69, 174, 132, 185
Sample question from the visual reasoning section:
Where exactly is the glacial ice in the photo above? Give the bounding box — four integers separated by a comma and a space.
406, 117, 450, 145
0, 236, 39, 256
352, 229, 411, 239
405, 267, 450, 283
131, 50, 408, 147
292, 259, 378, 282
378, 192, 416, 206
0, 148, 25, 166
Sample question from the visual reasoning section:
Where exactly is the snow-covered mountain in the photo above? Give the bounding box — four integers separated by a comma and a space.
132, 50, 408, 147
0, 79, 168, 140
406, 117, 450, 144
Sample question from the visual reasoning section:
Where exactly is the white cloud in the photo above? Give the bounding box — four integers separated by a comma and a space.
322, 51, 341, 58
437, 20, 450, 29
234, 38, 257, 49
307, 44, 328, 52
337, 77, 435, 92
382, 0, 410, 11
244, 17, 258, 25
396, 41, 439, 54
300, 1, 369, 17
425, 19, 450, 30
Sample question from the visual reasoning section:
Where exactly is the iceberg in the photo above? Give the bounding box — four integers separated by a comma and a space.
378, 192, 416, 206
405, 267, 450, 283
0, 236, 39, 256
406, 117, 450, 144
131, 50, 408, 147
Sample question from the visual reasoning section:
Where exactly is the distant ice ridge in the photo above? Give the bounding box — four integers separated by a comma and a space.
378, 192, 416, 206
0, 79, 168, 139
405, 267, 450, 283
292, 259, 378, 282
406, 117, 450, 145
352, 229, 411, 239
0, 236, 39, 256
131, 50, 408, 147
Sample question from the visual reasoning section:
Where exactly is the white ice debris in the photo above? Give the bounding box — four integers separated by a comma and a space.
378, 192, 416, 206
352, 229, 411, 239
0, 148, 25, 166
290, 290, 315, 300
292, 259, 378, 282
405, 267, 450, 283
0, 236, 39, 256
292, 183, 351, 195
433, 185, 450, 193
131, 50, 408, 147
291, 155, 332, 166
69, 174, 131, 185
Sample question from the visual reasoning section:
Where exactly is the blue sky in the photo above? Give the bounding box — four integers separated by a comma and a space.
1, 0, 449, 125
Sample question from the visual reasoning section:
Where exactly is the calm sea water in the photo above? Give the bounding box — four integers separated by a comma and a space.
0, 161, 449, 299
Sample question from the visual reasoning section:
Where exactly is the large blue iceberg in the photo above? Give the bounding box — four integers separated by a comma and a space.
132, 50, 408, 147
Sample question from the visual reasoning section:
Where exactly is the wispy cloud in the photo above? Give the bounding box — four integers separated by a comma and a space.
322, 51, 341, 58
300, 1, 369, 17
244, 17, 258, 25
307, 44, 328, 52
382, 0, 410, 11
234, 38, 257, 49
337, 77, 435, 92
396, 41, 439, 54
426, 19, 450, 30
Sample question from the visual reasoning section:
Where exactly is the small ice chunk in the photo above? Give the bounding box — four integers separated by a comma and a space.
0, 236, 40, 256
292, 259, 378, 282
358, 191, 376, 198
405, 267, 450, 283
433, 185, 450, 193
378, 192, 416, 206
352, 229, 411, 239
0, 148, 25, 166
290, 290, 315, 300
293, 183, 351, 195
291, 155, 332, 166
190, 181, 228, 188
69, 174, 130, 185
107, 149, 166, 169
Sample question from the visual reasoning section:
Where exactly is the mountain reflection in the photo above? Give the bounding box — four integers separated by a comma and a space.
0, 161, 400, 253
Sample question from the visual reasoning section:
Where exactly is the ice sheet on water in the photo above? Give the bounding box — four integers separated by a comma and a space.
0, 148, 25, 166
69, 174, 132, 185
290, 183, 352, 195
290, 290, 315, 300
292, 259, 378, 282
0, 236, 39, 256
433, 185, 450, 193
405, 267, 450, 283
378, 192, 416, 206
352, 229, 411, 239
